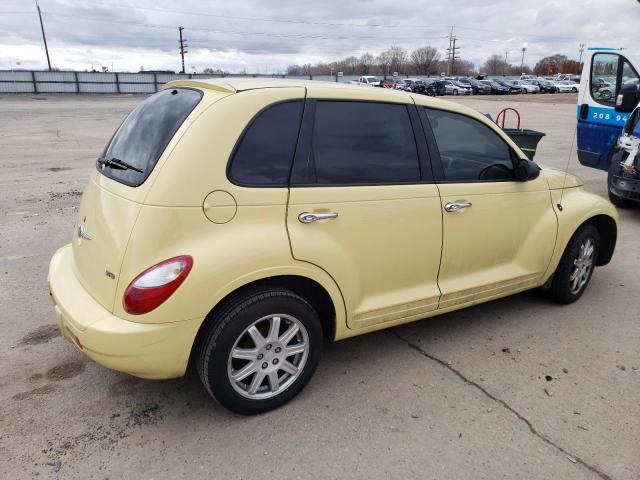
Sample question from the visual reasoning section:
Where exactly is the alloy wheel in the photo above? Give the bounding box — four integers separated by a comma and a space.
227, 314, 309, 400
569, 237, 595, 295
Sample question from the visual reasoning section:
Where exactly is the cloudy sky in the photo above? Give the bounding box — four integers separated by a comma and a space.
0, 0, 638, 73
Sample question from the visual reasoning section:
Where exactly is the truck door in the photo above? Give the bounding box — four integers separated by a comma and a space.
577, 49, 640, 170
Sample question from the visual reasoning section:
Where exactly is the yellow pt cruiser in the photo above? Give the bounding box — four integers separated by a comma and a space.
48, 79, 618, 414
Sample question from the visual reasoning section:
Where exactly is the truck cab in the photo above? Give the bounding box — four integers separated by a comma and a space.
577, 48, 640, 206
349, 76, 380, 87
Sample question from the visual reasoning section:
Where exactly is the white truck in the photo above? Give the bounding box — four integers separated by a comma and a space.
349, 76, 380, 87
577, 47, 640, 207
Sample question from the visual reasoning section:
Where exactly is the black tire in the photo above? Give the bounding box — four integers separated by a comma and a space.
548, 224, 599, 304
196, 287, 323, 414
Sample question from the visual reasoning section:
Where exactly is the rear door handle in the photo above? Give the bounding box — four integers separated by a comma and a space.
444, 202, 472, 212
298, 212, 338, 223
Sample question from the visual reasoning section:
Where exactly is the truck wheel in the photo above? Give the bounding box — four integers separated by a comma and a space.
548, 225, 599, 304
197, 287, 323, 414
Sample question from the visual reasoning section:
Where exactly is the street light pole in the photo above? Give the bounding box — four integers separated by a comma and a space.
520, 47, 526, 75
35, 1, 52, 70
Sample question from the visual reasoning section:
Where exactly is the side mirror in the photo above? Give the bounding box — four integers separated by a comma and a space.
615, 82, 640, 113
516, 158, 540, 181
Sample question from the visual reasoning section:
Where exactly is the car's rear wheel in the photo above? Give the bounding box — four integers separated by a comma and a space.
197, 287, 323, 414
548, 224, 599, 304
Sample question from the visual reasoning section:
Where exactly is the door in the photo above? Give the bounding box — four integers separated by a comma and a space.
577, 50, 640, 170
287, 98, 442, 330
421, 107, 557, 310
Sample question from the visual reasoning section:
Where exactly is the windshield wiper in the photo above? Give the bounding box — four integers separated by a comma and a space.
97, 157, 143, 173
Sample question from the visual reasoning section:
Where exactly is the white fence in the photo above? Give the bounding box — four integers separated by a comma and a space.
0, 70, 365, 94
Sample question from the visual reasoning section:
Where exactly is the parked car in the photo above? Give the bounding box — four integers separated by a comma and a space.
379, 78, 399, 89
530, 79, 558, 93
494, 79, 521, 94
457, 78, 488, 95
479, 79, 511, 95
429, 80, 449, 96
554, 81, 576, 93
349, 75, 380, 87
511, 80, 540, 93
410, 79, 437, 96
48, 79, 618, 414
558, 80, 579, 93
394, 78, 420, 91
441, 80, 470, 95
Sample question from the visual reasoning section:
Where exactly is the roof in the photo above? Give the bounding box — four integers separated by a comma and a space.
163, 77, 405, 95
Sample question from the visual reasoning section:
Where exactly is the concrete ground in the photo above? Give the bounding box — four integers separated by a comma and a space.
0, 93, 638, 480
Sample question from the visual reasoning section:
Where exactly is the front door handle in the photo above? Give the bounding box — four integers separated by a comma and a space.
444, 202, 472, 212
579, 103, 589, 119
298, 212, 338, 223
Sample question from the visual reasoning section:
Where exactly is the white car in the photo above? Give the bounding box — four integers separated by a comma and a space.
555, 81, 578, 93
449, 81, 472, 95
511, 80, 540, 93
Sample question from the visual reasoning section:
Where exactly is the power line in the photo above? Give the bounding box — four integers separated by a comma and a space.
37, 0, 586, 41
41, 11, 450, 42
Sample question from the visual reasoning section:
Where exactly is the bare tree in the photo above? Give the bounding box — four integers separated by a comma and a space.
483, 54, 507, 75
456, 60, 477, 76
410, 46, 441, 75
377, 49, 393, 75
389, 46, 408, 75
359, 53, 375, 75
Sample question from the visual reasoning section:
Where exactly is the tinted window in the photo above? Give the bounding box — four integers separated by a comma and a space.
424, 108, 515, 182
100, 88, 202, 186
309, 101, 420, 185
230, 101, 303, 185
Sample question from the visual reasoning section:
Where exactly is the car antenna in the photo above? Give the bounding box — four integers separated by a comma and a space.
558, 75, 593, 212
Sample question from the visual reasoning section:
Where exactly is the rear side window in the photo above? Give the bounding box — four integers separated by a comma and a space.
99, 88, 202, 187
424, 108, 515, 182
308, 101, 420, 185
229, 101, 304, 186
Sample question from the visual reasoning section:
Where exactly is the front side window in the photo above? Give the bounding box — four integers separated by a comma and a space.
424, 108, 515, 182
229, 101, 303, 186
100, 88, 202, 186
307, 101, 421, 185
591, 53, 619, 106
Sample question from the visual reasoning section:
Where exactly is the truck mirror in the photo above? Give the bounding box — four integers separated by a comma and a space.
615, 83, 640, 113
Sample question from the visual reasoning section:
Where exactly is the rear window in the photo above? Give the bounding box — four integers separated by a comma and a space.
98, 87, 202, 186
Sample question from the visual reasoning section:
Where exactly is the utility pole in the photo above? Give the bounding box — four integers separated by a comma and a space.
35, 1, 51, 70
520, 47, 526, 74
578, 43, 586, 65
178, 26, 188, 74
446, 27, 460, 76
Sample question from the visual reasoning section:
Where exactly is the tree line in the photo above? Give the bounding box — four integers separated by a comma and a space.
284, 46, 582, 77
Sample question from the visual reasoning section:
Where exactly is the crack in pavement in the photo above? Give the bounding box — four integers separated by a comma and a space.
392, 330, 613, 480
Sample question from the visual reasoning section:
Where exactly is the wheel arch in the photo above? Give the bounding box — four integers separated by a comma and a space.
584, 214, 617, 266
188, 271, 344, 372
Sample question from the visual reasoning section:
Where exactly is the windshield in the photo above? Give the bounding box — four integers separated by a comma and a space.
98, 87, 202, 187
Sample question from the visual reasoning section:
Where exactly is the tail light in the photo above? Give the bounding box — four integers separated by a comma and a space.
123, 255, 193, 315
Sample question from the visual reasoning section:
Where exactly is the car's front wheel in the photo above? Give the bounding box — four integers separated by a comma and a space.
549, 224, 599, 304
197, 287, 323, 414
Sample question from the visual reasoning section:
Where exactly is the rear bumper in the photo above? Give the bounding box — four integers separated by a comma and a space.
48, 244, 201, 379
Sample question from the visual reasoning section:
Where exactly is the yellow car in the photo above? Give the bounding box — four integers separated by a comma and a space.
48, 79, 618, 414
